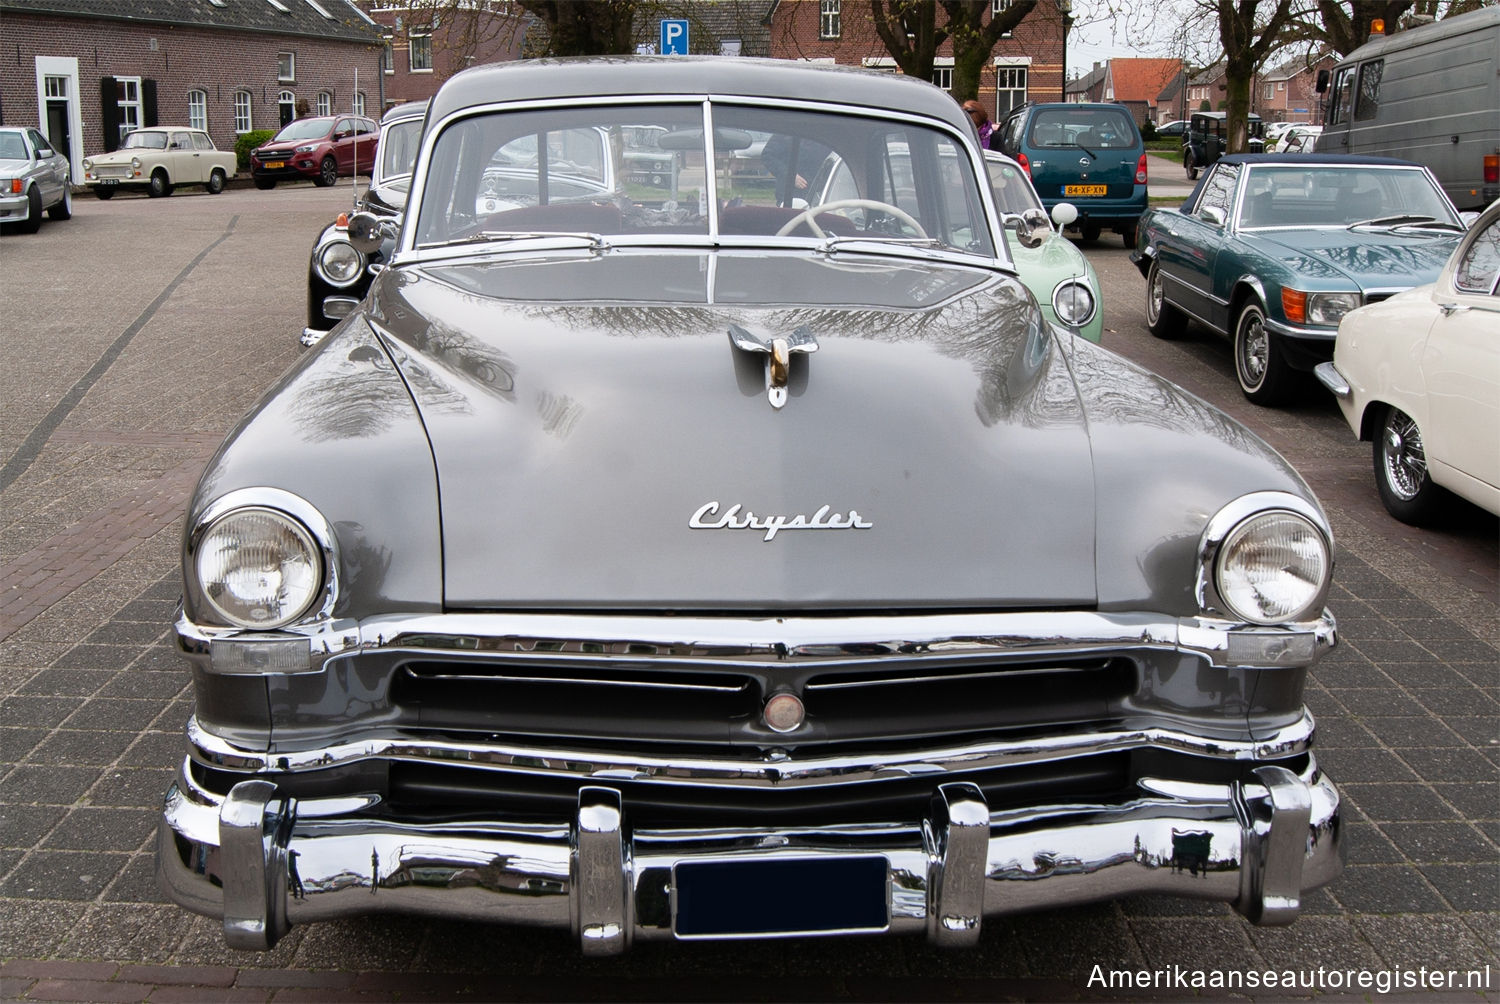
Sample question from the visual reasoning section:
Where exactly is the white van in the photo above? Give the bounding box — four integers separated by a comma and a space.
1315, 6, 1499, 210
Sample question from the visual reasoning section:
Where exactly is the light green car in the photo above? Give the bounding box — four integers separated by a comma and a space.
986, 150, 1103, 342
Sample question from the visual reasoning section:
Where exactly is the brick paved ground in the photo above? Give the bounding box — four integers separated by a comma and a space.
1, 185, 1495, 1002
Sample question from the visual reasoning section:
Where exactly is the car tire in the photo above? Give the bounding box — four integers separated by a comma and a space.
207, 169, 226, 194
1233, 300, 1293, 405
147, 170, 172, 198
48, 184, 72, 220
19, 186, 42, 233
1120, 222, 1137, 248
1374, 405, 1445, 525
94, 187, 115, 200
1184, 152, 1197, 181
1081, 221, 1102, 242
254, 177, 276, 190
1144, 259, 1186, 339
317, 157, 338, 187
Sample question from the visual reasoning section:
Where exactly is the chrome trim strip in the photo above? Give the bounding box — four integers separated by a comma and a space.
183, 711, 1319, 784
1313, 361, 1351, 400
178, 607, 1336, 679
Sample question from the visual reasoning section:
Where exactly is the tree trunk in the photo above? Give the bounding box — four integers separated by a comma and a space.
1222, 67, 1255, 153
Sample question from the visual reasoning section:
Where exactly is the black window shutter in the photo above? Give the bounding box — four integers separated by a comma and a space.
143, 79, 158, 128
100, 76, 120, 152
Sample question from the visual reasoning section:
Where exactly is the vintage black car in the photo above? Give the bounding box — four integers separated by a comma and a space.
160, 57, 1343, 953
1184, 111, 1265, 180
303, 100, 428, 345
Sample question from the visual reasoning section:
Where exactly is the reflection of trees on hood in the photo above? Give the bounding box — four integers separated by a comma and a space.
382, 263, 1082, 430
1065, 341, 1280, 461
284, 336, 411, 444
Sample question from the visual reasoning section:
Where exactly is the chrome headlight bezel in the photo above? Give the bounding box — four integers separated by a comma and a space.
1051, 278, 1097, 328
1197, 491, 1332, 626
315, 239, 365, 287
186, 488, 339, 630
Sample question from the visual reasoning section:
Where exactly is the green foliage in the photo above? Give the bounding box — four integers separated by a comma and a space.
235, 130, 274, 172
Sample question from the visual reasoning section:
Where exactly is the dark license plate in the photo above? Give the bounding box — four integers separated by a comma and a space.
673, 857, 889, 938
98, 179, 118, 187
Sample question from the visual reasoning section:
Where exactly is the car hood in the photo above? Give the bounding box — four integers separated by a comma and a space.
1241, 228, 1460, 289
0, 156, 28, 171
365, 249, 1100, 610
86, 148, 150, 166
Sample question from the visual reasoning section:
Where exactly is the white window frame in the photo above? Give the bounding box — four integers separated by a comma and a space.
382, 38, 395, 74
115, 76, 143, 145
931, 67, 953, 90
188, 88, 207, 130
353, 91, 366, 116
316, 91, 332, 116
993, 59, 1030, 115
409, 33, 433, 72
278, 51, 295, 83
820, 0, 841, 39
233, 89, 253, 133
278, 89, 296, 125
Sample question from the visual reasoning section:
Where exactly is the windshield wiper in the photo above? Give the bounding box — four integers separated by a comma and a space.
1346, 214, 1446, 230
433, 231, 612, 251
814, 235, 949, 258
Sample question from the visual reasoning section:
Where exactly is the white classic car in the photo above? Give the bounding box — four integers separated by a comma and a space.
82, 127, 236, 199
1316, 198, 1500, 523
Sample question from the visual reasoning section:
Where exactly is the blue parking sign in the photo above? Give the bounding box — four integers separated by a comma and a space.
661, 19, 689, 55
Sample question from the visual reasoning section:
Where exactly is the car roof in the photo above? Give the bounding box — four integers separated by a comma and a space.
1214, 152, 1424, 168
382, 100, 429, 123
428, 56, 971, 134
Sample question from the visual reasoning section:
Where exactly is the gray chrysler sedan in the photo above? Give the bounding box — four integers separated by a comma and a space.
159, 57, 1343, 953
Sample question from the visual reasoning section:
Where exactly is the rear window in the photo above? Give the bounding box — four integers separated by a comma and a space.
1028, 108, 1138, 150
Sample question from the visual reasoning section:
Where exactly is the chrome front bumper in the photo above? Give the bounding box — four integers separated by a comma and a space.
159, 750, 1343, 952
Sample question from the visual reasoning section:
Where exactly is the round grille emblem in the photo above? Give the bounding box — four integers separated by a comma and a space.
763, 693, 806, 733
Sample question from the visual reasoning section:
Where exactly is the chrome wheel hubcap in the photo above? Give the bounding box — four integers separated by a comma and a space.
1382, 411, 1427, 500
1239, 313, 1267, 386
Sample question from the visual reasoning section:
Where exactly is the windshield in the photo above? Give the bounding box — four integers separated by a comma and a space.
412, 101, 995, 257
272, 118, 334, 142
1238, 165, 1461, 228
122, 131, 168, 150
379, 118, 424, 182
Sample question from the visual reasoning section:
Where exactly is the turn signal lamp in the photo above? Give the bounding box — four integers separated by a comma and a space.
1484, 154, 1498, 185
1371, 18, 1385, 34
1282, 288, 1307, 323
8, 179, 20, 194
1135, 153, 1149, 185
336, 212, 349, 228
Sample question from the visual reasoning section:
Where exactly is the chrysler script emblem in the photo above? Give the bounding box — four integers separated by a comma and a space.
690, 502, 872, 542
728, 324, 818, 409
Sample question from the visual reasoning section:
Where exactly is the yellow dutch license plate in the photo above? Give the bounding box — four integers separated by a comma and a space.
1064, 184, 1107, 196
264, 161, 286, 169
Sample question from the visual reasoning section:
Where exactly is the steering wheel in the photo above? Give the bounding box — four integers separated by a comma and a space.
774, 198, 928, 239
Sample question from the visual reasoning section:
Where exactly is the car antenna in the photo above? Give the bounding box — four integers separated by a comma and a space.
350, 68, 359, 209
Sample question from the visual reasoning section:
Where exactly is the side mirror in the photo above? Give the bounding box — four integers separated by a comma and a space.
1200, 205, 1226, 227
1051, 202, 1079, 228
1008, 208, 1051, 249
1315, 69, 1330, 94
348, 211, 396, 253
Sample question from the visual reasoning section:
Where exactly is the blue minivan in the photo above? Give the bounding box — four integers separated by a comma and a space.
994, 102, 1148, 246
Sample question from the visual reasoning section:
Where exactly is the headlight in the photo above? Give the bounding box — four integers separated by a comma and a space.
1052, 280, 1097, 327
1213, 509, 1330, 624
1307, 291, 1361, 326
295, 144, 317, 153
82, 158, 93, 171
316, 240, 364, 286
195, 507, 322, 628
131, 157, 141, 170
1282, 288, 1360, 326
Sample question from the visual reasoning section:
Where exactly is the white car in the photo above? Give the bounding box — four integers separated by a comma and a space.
81, 127, 236, 199
1316, 199, 1500, 523
0, 126, 71, 232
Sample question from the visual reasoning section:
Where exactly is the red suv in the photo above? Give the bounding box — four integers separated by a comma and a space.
250, 115, 378, 189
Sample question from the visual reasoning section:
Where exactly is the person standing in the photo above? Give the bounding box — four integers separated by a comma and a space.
962, 100, 993, 148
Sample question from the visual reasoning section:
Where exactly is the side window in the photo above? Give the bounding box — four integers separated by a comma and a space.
1328, 67, 1355, 126
1197, 164, 1239, 221
1454, 217, 1500, 295
172, 131, 192, 149
192, 132, 214, 150
29, 129, 53, 156
1354, 59, 1382, 121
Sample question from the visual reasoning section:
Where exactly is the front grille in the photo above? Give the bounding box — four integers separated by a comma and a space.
388, 654, 1136, 749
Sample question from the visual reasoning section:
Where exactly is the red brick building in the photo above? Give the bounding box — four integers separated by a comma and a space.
0, 0, 382, 183
766, 0, 1069, 121
368, 1, 524, 108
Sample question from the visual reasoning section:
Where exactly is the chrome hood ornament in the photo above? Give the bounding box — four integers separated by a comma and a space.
728, 324, 819, 409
